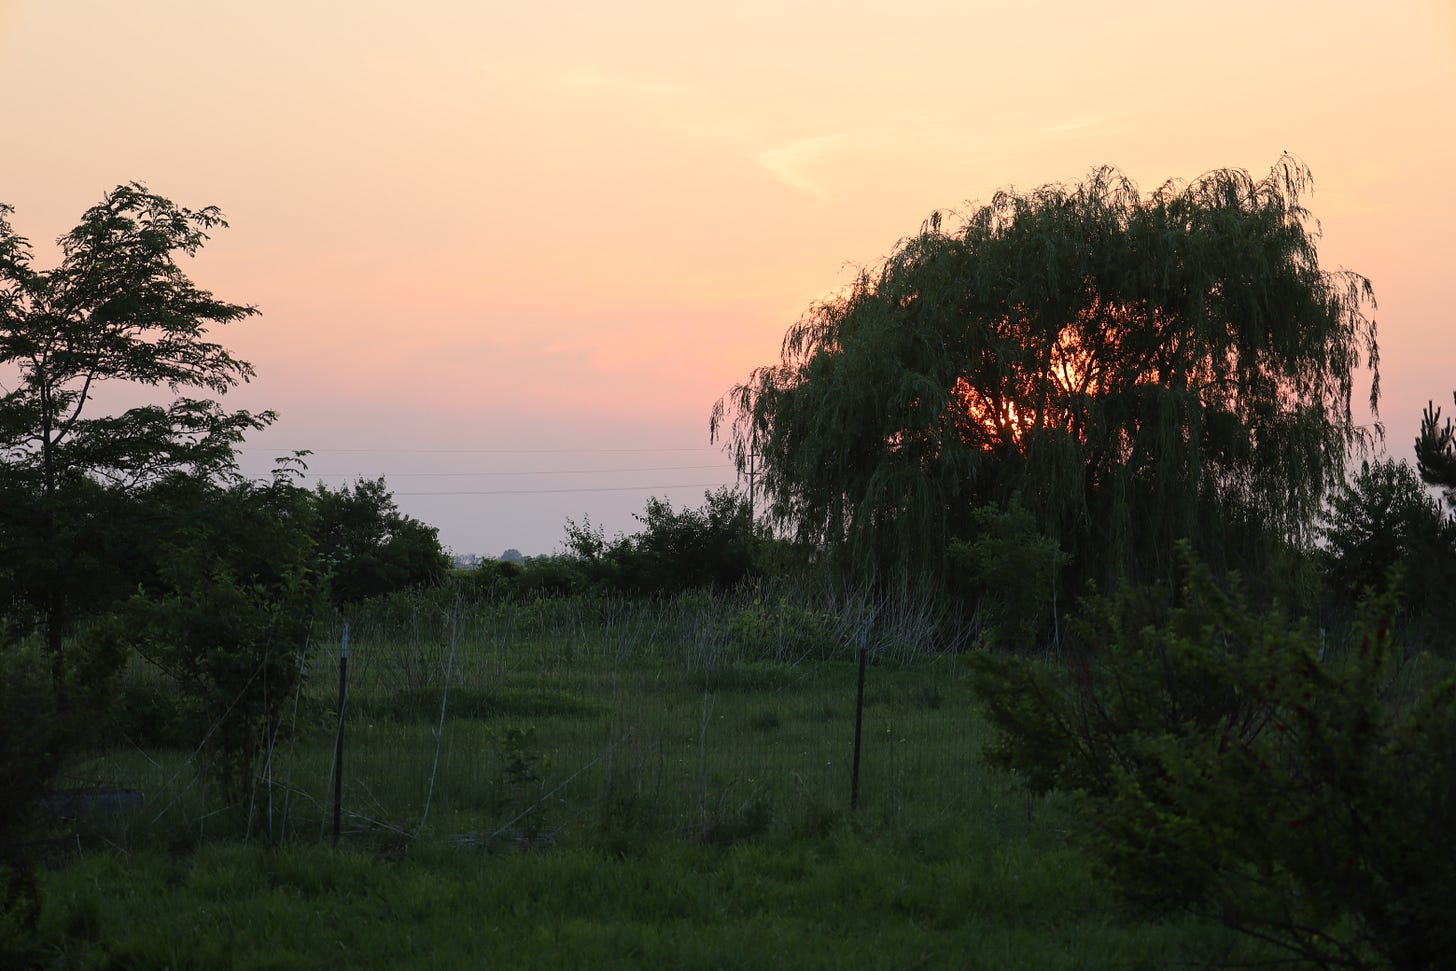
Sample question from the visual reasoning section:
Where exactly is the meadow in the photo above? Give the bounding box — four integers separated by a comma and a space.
30, 588, 1246, 969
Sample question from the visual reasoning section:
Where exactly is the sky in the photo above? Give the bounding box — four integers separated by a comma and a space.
1, 1, 1452, 557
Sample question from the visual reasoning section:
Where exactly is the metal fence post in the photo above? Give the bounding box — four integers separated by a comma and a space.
850, 621, 868, 811
332, 623, 349, 846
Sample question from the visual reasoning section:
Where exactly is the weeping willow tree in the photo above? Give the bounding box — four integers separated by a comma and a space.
712, 157, 1379, 589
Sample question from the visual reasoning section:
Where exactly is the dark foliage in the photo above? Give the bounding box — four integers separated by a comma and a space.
0, 184, 269, 690
126, 470, 323, 806
1, 184, 272, 936
945, 501, 1067, 650
311, 477, 450, 604
714, 158, 1378, 596
0, 620, 126, 961
1319, 458, 1456, 651
1416, 391, 1456, 514
970, 553, 1456, 970
564, 487, 759, 595
1320, 460, 1440, 595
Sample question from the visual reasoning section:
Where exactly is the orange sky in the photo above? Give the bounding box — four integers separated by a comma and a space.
2, 0, 1452, 555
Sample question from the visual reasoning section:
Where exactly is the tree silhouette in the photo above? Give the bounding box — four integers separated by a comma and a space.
714, 157, 1378, 590
1416, 392, 1456, 514
0, 183, 269, 691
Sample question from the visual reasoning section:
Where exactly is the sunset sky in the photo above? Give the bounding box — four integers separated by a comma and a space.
2, 1, 1452, 556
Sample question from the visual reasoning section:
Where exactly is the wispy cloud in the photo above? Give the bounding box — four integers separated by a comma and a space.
750, 114, 1131, 203
755, 133, 852, 201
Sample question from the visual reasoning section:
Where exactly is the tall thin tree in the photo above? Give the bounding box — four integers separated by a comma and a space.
0, 184, 270, 693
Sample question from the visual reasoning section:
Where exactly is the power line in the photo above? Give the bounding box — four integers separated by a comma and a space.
393, 481, 737, 497
240, 446, 722, 455
306, 464, 731, 478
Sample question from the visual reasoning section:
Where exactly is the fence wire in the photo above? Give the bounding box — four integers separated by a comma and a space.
85, 590, 993, 849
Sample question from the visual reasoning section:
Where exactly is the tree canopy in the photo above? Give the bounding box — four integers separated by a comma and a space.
0, 184, 271, 688
563, 487, 759, 595
1318, 457, 1456, 647
0, 183, 268, 492
312, 477, 450, 604
713, 157, 1379, 589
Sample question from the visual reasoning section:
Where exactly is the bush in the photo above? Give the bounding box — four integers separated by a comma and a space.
101, 666, 208, 749
127, 476, 322, 808
970, 551, 1456, 969
513, 555, 586, 599
726, 597, 837, 662
0, 640, 52, 961
312, 477, 451, 604
456, 558, 523, 599
947, 501, 1067, 650
565, 489, 759, 597
0, 622, 125, 962
1320, 458, 1456, 653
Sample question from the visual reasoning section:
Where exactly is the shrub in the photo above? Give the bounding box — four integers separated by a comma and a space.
564, 489, 759, 597
1320, 458, 1456, 653
127, 475, 322, 809
311, 477, 450, 604
947, 501, 1068, 650
726, 597, 836, 662
512, 555, 586, 599
0, 621, 125, 962
970, 551, 1456, 969
0, 639, 53, 961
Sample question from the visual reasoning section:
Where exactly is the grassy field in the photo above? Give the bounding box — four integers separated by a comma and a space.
26, 590, 1248, 969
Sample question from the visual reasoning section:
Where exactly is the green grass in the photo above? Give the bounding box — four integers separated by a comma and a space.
22, 591, 1248, 968
35, 823, 1238, 970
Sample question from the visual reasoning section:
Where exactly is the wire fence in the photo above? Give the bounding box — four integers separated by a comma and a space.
80, 588, 994, 850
